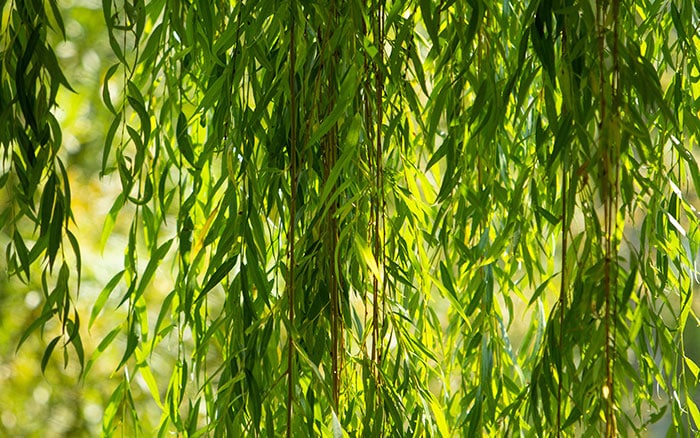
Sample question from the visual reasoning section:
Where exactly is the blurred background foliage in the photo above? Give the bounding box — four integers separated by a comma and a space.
0, 0, 699, 437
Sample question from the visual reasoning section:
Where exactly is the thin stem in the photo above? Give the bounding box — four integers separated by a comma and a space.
371, 0, 385, 379
598, 0, 618, 434
558, 149, 568, 438
325, 0, 341, 408
608, 0, 620, 435
558, 21, 569, 438
370, 2, 385, 434
286, 2, 297, 436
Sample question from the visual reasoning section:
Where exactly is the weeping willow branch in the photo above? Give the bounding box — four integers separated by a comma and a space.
371, 0, 385, 381
557, 20, 569, 438
286, 1, 298, 436
597, 0, 620, 434
322, 0, 342, 409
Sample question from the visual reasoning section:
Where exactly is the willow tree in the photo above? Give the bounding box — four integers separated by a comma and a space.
2, 0, 699, 436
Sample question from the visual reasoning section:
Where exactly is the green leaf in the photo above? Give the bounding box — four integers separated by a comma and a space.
176, 111, 196, 167
66, 230, 81, 290
39, 174, 57, 237
89, 270, 125, 328
425, 136, 452, 171
429, 394, 450, 437
47, 0, 66, 38
331, 410, 343, 438
102, 64, 120, 115
687, 397, 700, 430
127, 81, 151, 145
419, 0, 440, 49
353, 234, 381, 283
318, 122, 358, 207
66, 317, 85, 372
101, 380, 125, 434
41, 336, 62, 374
131, 238, 173, 305
141, 23, 164, 63
47, 191, 64, 269
13, 231, 31, 281
100, 193, 125, 252
198, 256, 238, 301
117, 320, 139, 370
36, 42, 74, 92
151, 290, 176, 354
307, 65, 357, 147
137, 360, 163, 408
685, 357, 700, 381
535, 206, 560, 226
671, 136, 700, 197
16, 310, 57, 353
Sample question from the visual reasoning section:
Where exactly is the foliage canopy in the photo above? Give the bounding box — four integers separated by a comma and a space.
1, 0, 700, 436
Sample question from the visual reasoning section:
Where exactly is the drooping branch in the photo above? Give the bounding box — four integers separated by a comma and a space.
286, 1, 298, 436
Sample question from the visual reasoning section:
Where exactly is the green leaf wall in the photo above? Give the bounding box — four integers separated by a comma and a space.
1, 0, 700, 436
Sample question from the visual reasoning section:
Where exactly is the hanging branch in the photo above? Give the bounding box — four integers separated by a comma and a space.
286, 1, 298, 436
1, 0, 84, 374
360, 0, 385, 431
599, 7, 613, 437
371, 0, 385, 380
597, 0, 619, 434
607, 0, 620, 435
557, 18, 569, 437
361, 7, 373, 348
322, 0, 342, 409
